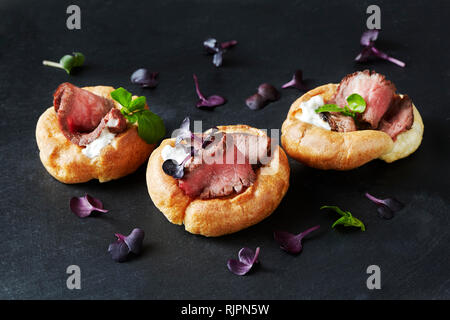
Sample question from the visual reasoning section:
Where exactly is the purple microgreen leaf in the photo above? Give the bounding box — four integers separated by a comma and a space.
365, 192, 404, 215
123, 228, 145, 254
212, 51, 223, 67
227, 247, 260, 276
246, 93, 267, 110
108, 229, 145, 263
274, 225, 320, 254
131, 68, 159, 88
257, 83, 280, 101
227, 260, 254, 276
70, 194, 108, 218
162, 153, 191, 179
377, 206, 394, 220
360, 29, 379, 46
203, 38, 219, 53
282, 70, 307, 90
193, 74, 226, 108
356, 30, 406, 67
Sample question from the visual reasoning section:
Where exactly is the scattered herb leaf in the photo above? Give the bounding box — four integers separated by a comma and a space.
257, 83, 280, 101
274, 225, 320, 254
282, 70, 307, 90
320, 206, 366, 231
193, 74, 226, 108
245, 93, 267, 110
365, 192, 404, 220
110, 87, 165, 144
131, 68, 159, 88
203, 38, 237, 67
42, 52, 85, 74
355, 29, 406, 67
315, 93, 366, 119
227, 247, 260, 276
70, 194, 108, 218
108, 228, 145, 262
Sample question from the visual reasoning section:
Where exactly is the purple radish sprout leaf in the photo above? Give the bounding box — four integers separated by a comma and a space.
274, 225, 320, 254
227, 247, 260, 276
108, 228, 145, 262
246, 93, 267, 110
360, 29, 379, 46
282, 70, 307, 90
131, 68, 159, 88
203, 38, 237, 67
365, 192, 404, 211
70, 194, 108, 218
355, 29, 406, 67
257, 83, 280, 101
193, 74, 226, 108
220, 40, 238, 49
212, 51, 223, 67
377, 206, 394, 220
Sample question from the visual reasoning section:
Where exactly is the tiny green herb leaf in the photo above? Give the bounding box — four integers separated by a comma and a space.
320, 205, 366, 231
110, 88, 165, 144
42, 52, 85, 74
315, 93, 366, 120
346, 93, 366, 113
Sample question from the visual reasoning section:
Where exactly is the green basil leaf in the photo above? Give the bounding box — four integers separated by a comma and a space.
315, 104, 345, 114
128, 96, 147, 112
59, 55, 74, 74
110, 87, 132, 108
72, 52, 85, 67
136, 110, 165, 144
346, 93, 366, 113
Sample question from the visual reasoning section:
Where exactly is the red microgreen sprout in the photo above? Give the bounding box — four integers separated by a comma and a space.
70, 194, 108, 218
365, 192, 404, 220
131, 68, 159, 88
193, 74, 226, 108
108, 228, 145, 262
274, 225, 320, 254
227, 247, 260, 276
355, 29, 406, 67
281, 70, 307, 91
203, 38, 237, 67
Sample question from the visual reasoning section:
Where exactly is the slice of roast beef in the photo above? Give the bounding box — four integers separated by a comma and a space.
228, 133, 271, 164
378, 95, 414, 140
333, 70, 396, 128
319, 112, 357, 132
53, 83, 127, 146
179, 133, 259, 199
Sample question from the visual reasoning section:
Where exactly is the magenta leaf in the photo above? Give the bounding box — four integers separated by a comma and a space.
70, 194, 108, 218
257, 83, 280, 101
274, 225, 320, 254
355, 29, 405, 67
227, 247, 260, 276
246, 93, 267, 110
203, 38, 237, 67
193, 74, 226, 108
282, 70, 307, 90
131, 68, 159, 88
360, 29, 379, 46
365, 192, 404, 220
108, 228, 145, 262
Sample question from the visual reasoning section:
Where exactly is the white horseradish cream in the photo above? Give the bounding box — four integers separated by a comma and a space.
295, 95, 331, 130
81, 118, 119, 159
161, 144, 189, 164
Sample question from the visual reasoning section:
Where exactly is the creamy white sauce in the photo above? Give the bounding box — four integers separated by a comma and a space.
161, 144, 189, 164
82, 128, 116, 159
295, 95, 331, 130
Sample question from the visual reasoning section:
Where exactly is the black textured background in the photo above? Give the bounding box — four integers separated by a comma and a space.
0, 0, 449, 299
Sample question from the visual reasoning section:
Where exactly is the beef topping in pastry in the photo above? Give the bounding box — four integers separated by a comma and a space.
53, 83, 127, 146
378, 94, 414, 140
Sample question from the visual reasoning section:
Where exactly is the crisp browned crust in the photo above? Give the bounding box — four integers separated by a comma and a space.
146, 125, 290, 237
36, 86, 155, 183
281, 84, 423, 170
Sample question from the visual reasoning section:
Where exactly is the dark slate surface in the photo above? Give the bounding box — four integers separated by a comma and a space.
0, 0, 449, 299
